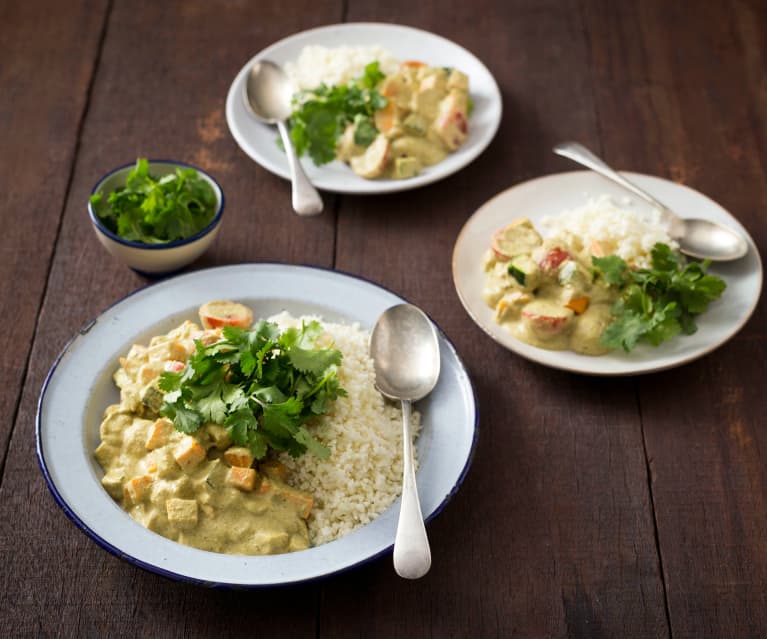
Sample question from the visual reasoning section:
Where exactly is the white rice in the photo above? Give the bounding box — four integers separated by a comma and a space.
284, 45, 399, 90
541, 194, 677, 267
269, 312, 419, 546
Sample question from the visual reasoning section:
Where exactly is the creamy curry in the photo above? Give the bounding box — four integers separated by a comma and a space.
94, 315, 314, 555
337, 62, 470, 179
482, 218, 618, 355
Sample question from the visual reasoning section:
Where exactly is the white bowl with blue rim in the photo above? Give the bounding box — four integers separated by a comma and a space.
88, 160, 224, 276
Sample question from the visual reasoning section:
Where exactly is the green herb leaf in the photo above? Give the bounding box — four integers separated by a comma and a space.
353, 115, 378, 147
159, 319, 345, 460
90, 158, 217, 244
283, 63, 388, 166
160, 400, 203, 434
593, 243, 726, 352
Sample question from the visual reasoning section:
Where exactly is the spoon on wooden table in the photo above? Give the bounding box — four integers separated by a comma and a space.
243, 59, 323, 216
553, 141, 748, 261
370, 304, 441, 579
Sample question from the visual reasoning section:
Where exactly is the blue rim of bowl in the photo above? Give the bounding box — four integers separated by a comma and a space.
35, 262, 480, 589
87, 160, 225, 250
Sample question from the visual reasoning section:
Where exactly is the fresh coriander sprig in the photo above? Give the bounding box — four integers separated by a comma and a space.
90, 158, 217, 244
593, 243, 726, 352
158, 320, 346, 460
284, 62, 388, 166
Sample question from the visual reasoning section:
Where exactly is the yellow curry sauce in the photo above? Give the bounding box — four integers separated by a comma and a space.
337, 62, 470, 179
94, 319, 314, 555
482, 218, 618, 355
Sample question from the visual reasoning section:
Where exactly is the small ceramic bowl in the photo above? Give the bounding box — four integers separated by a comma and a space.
88, 160, 224, 275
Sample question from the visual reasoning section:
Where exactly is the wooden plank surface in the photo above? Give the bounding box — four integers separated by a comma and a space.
1, 0, 766, 637
327, 2, 668, 637
0, 1, 342, 635
579, 1, 767, 636
0, 0, 108, 475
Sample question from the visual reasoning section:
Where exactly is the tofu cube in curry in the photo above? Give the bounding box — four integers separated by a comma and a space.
223, 446, 254, 469
226, 466, 257, 492
123, 474, 153, 505
173, 436, 206, 472
145, 417, 173, 450
165, 498, 199, 529
259, 477, 314, 519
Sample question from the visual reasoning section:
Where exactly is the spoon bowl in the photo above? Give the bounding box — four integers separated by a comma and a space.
370, 304, 441, 579
553, 141, 749, 261
243, 60, 323, 216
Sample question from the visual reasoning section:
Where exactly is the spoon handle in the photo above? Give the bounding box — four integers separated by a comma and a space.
553, 141, 673, 215
393, 399, 431, 579
276, 120, 323, 216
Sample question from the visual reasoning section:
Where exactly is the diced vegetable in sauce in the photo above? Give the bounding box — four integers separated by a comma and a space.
93, 302, 337, 556
288, 60, 471, 181
482, 218, 727, 356
482, 218, 617, 356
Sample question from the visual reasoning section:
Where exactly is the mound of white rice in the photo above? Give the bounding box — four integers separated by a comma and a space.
269, 312, 419, 546
284, 45, 400, 90
542, 194, 677, 267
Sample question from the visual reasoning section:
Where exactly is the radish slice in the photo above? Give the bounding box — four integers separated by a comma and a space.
198, 301, 253, 330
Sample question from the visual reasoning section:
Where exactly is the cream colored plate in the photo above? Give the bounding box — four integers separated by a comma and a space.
452, 171, 762, 375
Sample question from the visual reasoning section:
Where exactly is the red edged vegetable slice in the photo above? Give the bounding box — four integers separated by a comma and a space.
198, 301, 254, 330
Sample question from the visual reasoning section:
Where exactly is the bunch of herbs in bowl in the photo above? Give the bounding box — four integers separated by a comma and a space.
88, 159, 224, 275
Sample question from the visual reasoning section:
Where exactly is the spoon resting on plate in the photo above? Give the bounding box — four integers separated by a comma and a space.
553, 141, 748, 261
369, 304, 441, 579
243, 60, 323, 216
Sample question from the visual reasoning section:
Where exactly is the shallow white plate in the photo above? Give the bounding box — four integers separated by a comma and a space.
225, 22, 502, 194
37, 264, 477, 587
453, 171, 763, 375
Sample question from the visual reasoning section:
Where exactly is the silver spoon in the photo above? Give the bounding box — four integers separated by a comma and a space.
553, 141, 748, 261
370, 304, 441, 579
243, 60, 323, 216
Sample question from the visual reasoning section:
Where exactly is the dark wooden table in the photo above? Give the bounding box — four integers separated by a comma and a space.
2, 1, 766, 637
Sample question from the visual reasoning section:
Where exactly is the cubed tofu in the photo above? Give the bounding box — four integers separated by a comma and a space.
145, 417, 174, 450
226, 466, 257, 492
168, 341, 189, 361
173, 436, 206, 471
165, 498, 199, 529
258, 477, 314, 519
123, 475, 153, 505
101, 469, 126, 500
223, 446, 254, 468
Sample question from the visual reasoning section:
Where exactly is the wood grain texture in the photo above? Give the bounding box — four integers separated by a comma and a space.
0, 0, 342, 636
0, 0, 107, 477
3, 0, 766, 637
327, 1, 668, 637
579, 1, 767, 637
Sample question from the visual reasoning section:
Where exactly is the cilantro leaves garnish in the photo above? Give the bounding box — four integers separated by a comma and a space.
158, 321, 346, 460
593, 243, 726, 352
284, 62, 388, 166
89, 158, 217, 244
